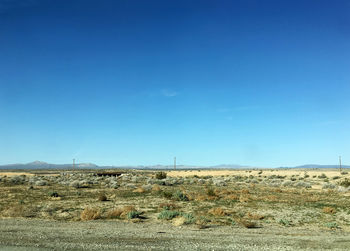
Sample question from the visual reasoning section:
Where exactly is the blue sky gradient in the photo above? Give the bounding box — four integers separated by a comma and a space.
0, 0, 349, 167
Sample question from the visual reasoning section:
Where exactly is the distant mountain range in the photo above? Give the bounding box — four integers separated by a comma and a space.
281, 164, 350, 169
0, 161, 348, 170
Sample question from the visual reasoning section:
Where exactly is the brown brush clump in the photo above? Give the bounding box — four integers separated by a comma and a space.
240, 189, 250, 194
239, 195, 250, 203
209, 207, 227, 216
106, 208, 123, 219
264, 195, 278, 202
273, 188, 283, 193
224, 194, 239, 201
98, 194, 107, 201
323, 207, 336, 214
247, 212, 265, 220
3, 205, 38, 218
159, 203, 177, 210
80, 207, 101, 221
106, 205, 136, 219
133, 187, 146, 193
152, 185, 161, 192
239, 219, 257, 228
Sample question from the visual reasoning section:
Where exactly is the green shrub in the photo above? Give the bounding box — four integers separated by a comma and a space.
48, 191, 59, 197
161, 191, 173, 199
127, 211, 141, 219
155, 172, 167, 180
279, 219, 291, 226
325, 222, 338, 229
181, 213, 195, 224
158, 210, 180, 220
339, 178, 350, 187
173, 190, 189, 201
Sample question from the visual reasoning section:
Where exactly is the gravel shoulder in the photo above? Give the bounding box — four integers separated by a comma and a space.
0, 218, 350, 250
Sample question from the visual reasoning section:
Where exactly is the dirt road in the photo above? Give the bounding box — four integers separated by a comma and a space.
0, 218, 349, 250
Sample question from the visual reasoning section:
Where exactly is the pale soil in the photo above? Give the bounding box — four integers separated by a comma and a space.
0, 218, 349, 250
0, 172, 35, 176
167, 169, 345, 179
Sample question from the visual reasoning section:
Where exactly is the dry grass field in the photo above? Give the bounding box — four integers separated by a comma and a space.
1, 168, 350, 249
1, 168, 350, 231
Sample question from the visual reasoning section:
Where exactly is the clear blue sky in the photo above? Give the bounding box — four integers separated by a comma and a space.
0, 0, 349, 167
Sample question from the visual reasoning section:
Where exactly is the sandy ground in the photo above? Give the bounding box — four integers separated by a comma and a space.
167, 169, 344, 178
0, 172, 35, 176
0, 218, 349, 250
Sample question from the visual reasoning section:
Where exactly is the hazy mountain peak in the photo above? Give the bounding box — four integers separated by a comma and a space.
27, 161, 48, 165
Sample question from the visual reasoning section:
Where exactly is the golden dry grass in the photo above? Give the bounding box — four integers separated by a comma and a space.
133, 187, 146, 193
322, 207, 336, 214
208, 207, 228, 216
80, 207, 101, 221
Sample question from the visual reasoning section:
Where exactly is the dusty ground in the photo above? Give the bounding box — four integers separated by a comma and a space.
167, 169, 345, 179
0, 218, 350, 250
1, 169, 350, 250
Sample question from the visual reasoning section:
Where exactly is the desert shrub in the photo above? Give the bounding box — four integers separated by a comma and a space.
181, 213, 195, 224
106, 208, 123, 219
159, 203, 177, 210
127, 210, 142, 219
339, 178, 350, 187
173, 190, 189, 201
208, 207, 227, 216
161, 190, 173, 199
35, 180, 47, 186
3, 205, 39, 218
341, 171, 348, 175
239, 219, 257, 228
158, 210, 180, 220
10, 176, 26, 185
152, 184, 161, 192
155, 172, 167, 180
279, 219, 291, 226
48, 191, 59, 197
98, 194, 107, 201
332, 176, 340, 180
70, 180, 81, 188
323, 207, 336, 214
295, 181, 311, 188
206, 187, 216, 196
282, 180, 293, 187
133, 187, 146, 193
80, 207, 101, 220
325, 222, 338, 229
247, 212, 264, 220
318, 173, 327, 179
322, 183, 336, 189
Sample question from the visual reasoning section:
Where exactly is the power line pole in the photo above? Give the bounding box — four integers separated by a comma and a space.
73, 158, 75, 170
339, 156, 342, 173
174, 157, 176, 170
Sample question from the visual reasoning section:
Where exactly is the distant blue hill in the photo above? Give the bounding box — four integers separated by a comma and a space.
0, 161, 349, 170
279, 164, 350, 169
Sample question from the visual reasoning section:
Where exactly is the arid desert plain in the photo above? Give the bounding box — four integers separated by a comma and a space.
1, 168, 350, 250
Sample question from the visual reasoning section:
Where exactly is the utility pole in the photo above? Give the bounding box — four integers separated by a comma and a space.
339, 156, 342, 173
73, 158, 75, 170
174, 157, 176, 170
